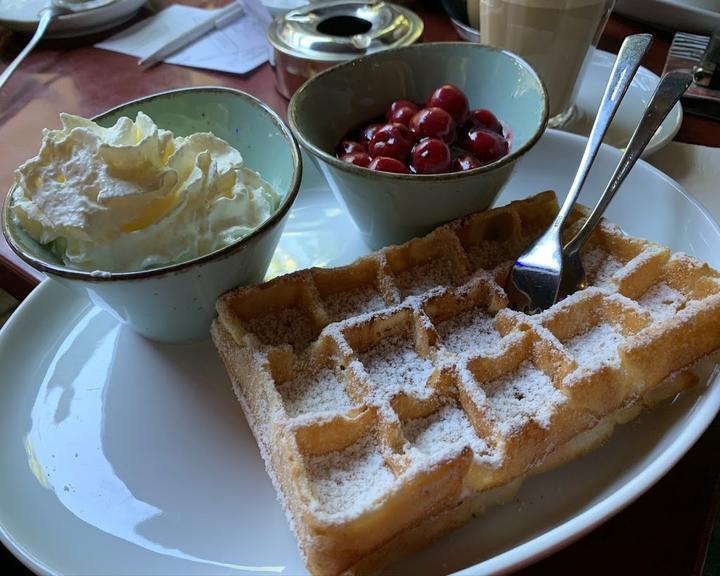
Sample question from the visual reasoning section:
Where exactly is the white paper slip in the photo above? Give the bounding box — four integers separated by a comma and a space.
95, 0, 271, 75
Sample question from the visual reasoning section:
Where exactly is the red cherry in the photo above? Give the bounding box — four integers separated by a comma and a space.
409, 107, 456, 143
386, 99, 421, 126
368, 156, 410, 174
340, 151, 372, 167
411, 138, 451, 174
462, 127, 509, 163
337, 140, 367, 156
427, 84, 470, 124
388, 99, 419, 112
368, 122, 417, 162
360, 123, 382, 143
453, 153, 483, 172
467, 109, 503, 134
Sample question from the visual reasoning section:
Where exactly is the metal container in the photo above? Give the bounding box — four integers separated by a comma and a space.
267, 1, 424, 98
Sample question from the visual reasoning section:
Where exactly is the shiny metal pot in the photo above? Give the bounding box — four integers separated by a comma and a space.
267, 1, 423, 98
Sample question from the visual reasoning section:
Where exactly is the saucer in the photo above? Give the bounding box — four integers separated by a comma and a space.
568, 49, 683, 157
0, 0, 146, 38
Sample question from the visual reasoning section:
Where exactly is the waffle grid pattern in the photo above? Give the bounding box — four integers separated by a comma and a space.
212, 191, 720, 576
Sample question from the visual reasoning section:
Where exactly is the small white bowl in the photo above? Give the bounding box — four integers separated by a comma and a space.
2, 87, 302, 342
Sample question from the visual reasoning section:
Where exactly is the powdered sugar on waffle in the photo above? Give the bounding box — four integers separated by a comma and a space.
246, 307, 315, 352
637, 283, 687, 321
583, 247, 624, 289
358, 333, 435, 404
323, 286, 387, 323
483, 361, 565, 435
466, 242, 515, 271
612, 246, 666, 283
564, 323, 625, 371
394, 259, 455, 298
403, 403, 499, 466
278, 366, 354, 418
306, 435, 396, 518
437, 307, 500, 355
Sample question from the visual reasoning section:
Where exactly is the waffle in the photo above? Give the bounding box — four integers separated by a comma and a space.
211, 190, 720, 576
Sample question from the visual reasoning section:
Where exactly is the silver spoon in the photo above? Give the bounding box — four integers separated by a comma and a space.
558, 70, 693, 299
0, 0, 117, 93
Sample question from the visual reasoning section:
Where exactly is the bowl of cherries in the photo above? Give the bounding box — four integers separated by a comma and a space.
288, 42, 548, 249
337, 84, 510, 175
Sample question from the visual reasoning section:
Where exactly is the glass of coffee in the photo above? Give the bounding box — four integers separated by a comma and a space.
478, 0, 615, 127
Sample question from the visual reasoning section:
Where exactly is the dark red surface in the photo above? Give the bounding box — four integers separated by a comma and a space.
1, 2, 719, 575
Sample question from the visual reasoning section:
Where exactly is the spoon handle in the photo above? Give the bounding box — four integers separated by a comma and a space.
0, 7, 60, 93
549, 33, 653, 235
564, 70, 693, 256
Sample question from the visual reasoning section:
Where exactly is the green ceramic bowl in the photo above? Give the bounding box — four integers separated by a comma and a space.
289, 42, 548, 249
2, 87, 302, 342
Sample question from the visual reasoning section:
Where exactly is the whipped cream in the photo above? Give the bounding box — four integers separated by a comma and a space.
12, 112, 281, 272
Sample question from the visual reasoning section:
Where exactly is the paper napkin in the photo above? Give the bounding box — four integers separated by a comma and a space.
96, 0, 272, 75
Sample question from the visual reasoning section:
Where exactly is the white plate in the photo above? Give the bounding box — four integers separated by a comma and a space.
2, 130, 720, 576
615, 0, 720, 34
569, 49, 682, 157
0, 0, 146, 38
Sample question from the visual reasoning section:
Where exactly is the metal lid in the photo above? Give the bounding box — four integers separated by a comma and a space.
267, 1, 424, 63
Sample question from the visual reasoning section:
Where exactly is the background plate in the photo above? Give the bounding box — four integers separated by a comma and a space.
0, 0, 146, 38
1, 130, 719, 575
570, 49, 682, 157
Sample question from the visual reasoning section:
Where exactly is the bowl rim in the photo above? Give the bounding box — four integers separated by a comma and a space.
1, 86, 303, 283
288, 41, 549, 181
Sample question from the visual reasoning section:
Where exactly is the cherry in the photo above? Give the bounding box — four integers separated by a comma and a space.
368, 122, 417, 162
409, 107, 456, 143
453, 153, 483, 172
462, 127, 509, 163
336, 85, 509, 176
360, 123, 382, 143
467, 109, 503, 135
340, 151, 372, 168
427, 84, 469, 124
369, 156, 410, 174
411, 138, 451, 174
386, 99, 420, 126
337, 140, 367, 156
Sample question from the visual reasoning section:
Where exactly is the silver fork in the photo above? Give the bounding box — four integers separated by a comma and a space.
505, 33, 653, 313
558, 70, 693, 298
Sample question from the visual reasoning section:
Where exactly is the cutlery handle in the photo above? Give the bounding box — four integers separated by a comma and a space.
564, 70, 693, 256
550, 33, 653, 235
0, 7, 59, 93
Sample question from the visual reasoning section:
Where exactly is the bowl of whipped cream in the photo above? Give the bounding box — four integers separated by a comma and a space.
2, 87, 302, 342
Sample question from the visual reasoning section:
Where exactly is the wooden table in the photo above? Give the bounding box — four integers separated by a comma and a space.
1, 2, 719, 575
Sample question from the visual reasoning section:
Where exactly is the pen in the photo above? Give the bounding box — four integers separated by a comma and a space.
138, 1, 245, 68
